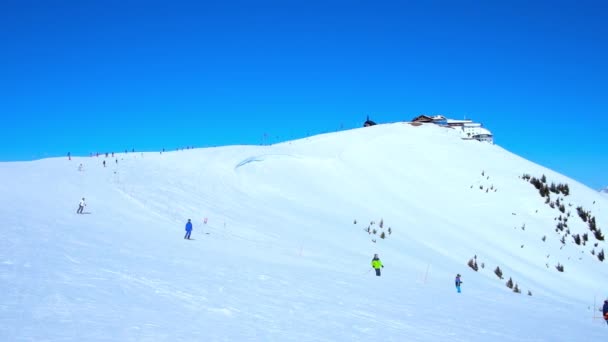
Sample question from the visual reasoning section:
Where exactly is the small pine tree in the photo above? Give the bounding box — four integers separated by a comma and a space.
506, 277, 514, 289
550, 182, 557, 193
531, 177, 542, 189
541, 174, 547, 183
467, 258, 479, 271
577, 206, 588, 222
528, 290, 532, 296
388, 227, 392, 235
542, 235, 546, 242
556, 263, 564, 272
594, 229, 604, 241
572, 234, 581, 245
513, 284, 521, 293
379, 219, 384, 229
372, 228, 377, 235
494, 266, 503, 279
588, 216, 597, 231
380, 231, 386, 239
353, 219, 357, 224
598, 249, 605, 262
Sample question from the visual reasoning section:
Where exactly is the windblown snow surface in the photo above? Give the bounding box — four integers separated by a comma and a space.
1, 123, 607, 341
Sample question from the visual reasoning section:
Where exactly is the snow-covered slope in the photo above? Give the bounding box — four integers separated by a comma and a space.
1, 122, 607, 341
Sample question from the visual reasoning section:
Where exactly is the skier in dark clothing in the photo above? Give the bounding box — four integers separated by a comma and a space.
184, 219, 193, 239
455, 274, 463, 293
603, 300, 608, 325
371, 254, 383, 276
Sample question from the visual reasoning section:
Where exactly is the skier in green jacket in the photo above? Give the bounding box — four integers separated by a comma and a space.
371, 254, 384, 276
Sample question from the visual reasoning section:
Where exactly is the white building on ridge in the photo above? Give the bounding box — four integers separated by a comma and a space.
411, 115, 494, 144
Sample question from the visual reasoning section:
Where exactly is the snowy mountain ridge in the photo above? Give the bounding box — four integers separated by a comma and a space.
1, 122, 607, 341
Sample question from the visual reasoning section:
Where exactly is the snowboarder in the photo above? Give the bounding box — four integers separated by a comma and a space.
455, 274, 463, 293
371, 254, 383, 276
603, 299, 608, 325
76, 198, 86, 214
184, 219, 193, 239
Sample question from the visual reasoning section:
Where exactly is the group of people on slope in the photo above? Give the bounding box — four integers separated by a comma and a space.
370, 254, 464, 294
81, 207, 608, 316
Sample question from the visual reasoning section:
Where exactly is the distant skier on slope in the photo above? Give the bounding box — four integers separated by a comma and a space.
184, 219, 193, 239
603, 299, 608, 325
455, 274, 463, 293
76, 198, 86, 214
371, 254, 384, 276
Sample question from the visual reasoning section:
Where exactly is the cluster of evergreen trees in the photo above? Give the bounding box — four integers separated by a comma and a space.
523, 174, 570, 198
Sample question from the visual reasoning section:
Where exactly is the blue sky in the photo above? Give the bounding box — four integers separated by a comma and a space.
1, 0, 606, 189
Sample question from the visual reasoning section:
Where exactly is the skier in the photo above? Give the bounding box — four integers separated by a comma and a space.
603, 299, 608, 325
371, 254, 383, 276
67, 152, 71, 160
455, 274, 463, 293
103, 160, 106, 167
76, 198, 86, 214
184, 219, 193, 239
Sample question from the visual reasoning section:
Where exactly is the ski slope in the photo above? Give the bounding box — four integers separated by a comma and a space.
1, 122, 607, 341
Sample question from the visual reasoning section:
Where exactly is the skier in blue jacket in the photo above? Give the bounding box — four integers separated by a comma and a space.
455, 274, 463, 293
184, 219, 193, 239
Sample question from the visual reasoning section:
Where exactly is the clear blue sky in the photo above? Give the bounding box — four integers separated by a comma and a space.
1, 0, 606, 189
